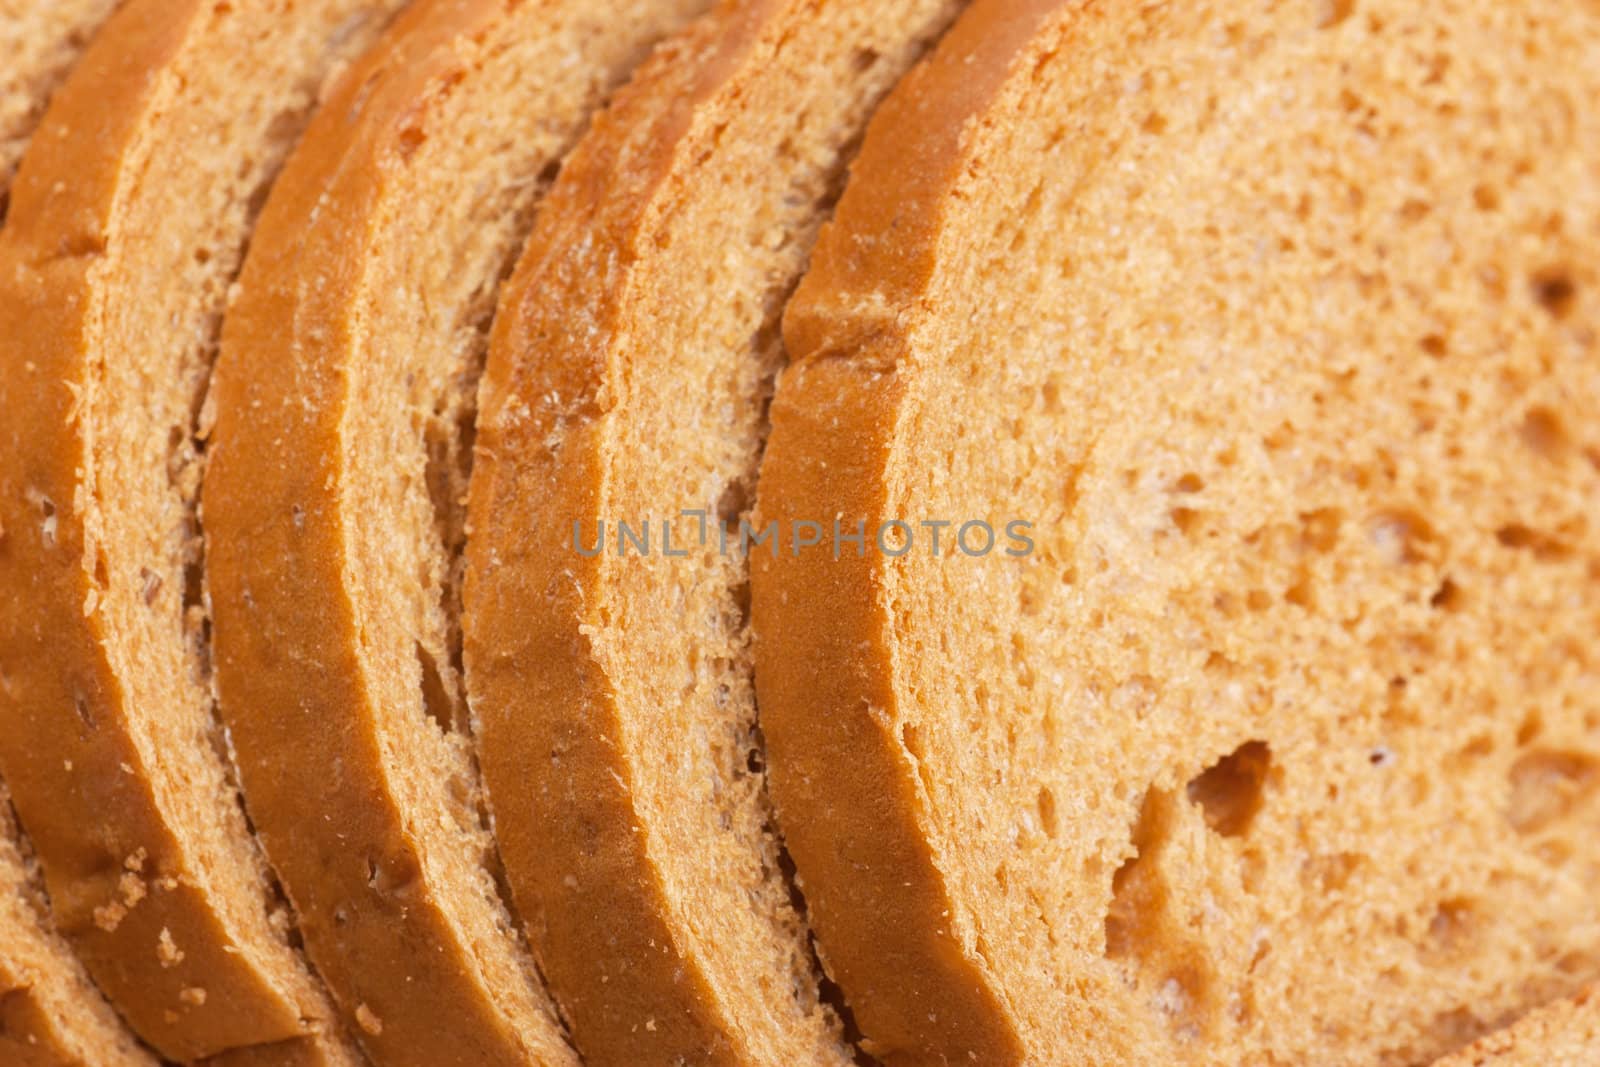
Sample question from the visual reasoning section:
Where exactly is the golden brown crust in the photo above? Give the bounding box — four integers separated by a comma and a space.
0, 0, 389, 1061
759, 0, 1600, 1063
203, 0, 709, 1064
752, 5, 1063, 1062
465, 0, 977, 1062
203, 5, 580, 1065
466, 11, 765, 1065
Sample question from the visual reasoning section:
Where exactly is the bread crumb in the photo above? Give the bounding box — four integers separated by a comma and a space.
94, 902, 127, 932
179, 987, 206, 1007
356, 1003, 383, 1036
158, 927, 184, 968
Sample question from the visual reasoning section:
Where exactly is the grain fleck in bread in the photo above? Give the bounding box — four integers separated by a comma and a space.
0, 0, 404, 1061
1, 784, 157, 1067
200, 0, 709, 1064
1435, 987, 1600, 1066
462, 0, 971, 1061
754, 0, 1600, 1063
0, 0, 118, 218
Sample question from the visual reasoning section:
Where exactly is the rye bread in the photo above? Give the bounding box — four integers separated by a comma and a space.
200, 1, 709, 1063
0, 0, 405, 1061
1, 784, 157, 1067
461, 1, 974, 1061
753, 0, 1600, 1063
1435, 987, 1599, 1066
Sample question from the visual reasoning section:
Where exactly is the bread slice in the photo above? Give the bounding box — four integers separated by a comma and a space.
462, 1, 971, 1061
199, 1, 710, 1063
1, 5, 153, 1064
754, 0, 1600, 1063
0, 0, 406, 1061
1, 784, 157, 1067
1435, 988, 1599, 1066
0, 0, 119, 219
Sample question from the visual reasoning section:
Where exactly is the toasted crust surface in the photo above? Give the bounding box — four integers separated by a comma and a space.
0, 0, 398, 1061
756, 0, 1600, 1063
1434, 987, 1600, 1066
464, 0, 968, 1062
201, 0, 708, 1064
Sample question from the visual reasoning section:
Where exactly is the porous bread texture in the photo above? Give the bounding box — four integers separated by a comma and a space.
0, 0, 402, 1062
200, 0, 709, 1064
756, 0, 1600, 1064
1435, 987, 1600, 1066
0, 0, 119, 217
0, 785, 157, 1067
463, 0, 967, 1061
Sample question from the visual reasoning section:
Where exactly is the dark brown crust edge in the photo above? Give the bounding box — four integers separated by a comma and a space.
463, 8, 772, 1064
201, 3, 583, 1066
0, 3, 355, 1061
751, 1, 1069, 1063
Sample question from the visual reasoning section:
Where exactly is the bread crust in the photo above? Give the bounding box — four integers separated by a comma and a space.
752, 5, 1062, 1061
756, 0, 1600, 1062
203, 1, 707, 1064
465, 0, 977, 1062
0, 0, 391, 1061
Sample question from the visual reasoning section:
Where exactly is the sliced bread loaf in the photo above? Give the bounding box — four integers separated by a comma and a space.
200, 1, 709, 1064
1435, 987, 1599, 1066
1, 784, 156, 1067
462, 1, 969, 1062
0, 0, 405, 1061
0, 0, 119, 218
754, 0, 1600, 1063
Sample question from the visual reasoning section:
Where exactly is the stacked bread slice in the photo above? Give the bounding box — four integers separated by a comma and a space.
0, 6, 152, 1065
0, 0, 1596, 1064
199, 0, 708, 1063
0, 0, 404, 1062
755, 0, 1600, 1063
462, 0, 973, 1063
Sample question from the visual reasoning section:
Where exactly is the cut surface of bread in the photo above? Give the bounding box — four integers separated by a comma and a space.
0, 0, 405, 1061
1, 785, 157, 1067
200, 0, 710, 1064
0, 0, 119, 217
462, 0, 969, 1061
1435, 987, 1600, 1066
754, 0, 1600, 1063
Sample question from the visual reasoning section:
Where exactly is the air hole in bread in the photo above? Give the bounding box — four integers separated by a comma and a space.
1368, 508, 1436, 565
1186, 741, 1272, 839
1036, 787, 1059, 840
1531, 268, 1577, 320
1425, 897, 1477, 956
1495, 523, 1573, 561
1318, 0, 1358, 29
415, 643, 455, 734
1520, 406, 1571, 461
1170, 507, 1203, 537
1507, 748, 1599, 834
1429, 576, 1463, 611
396, 125, 426, 162
1105, 789, 1216, 1036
